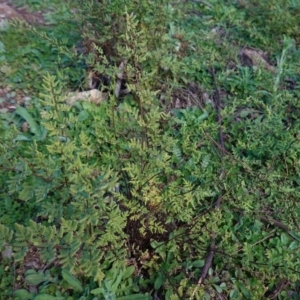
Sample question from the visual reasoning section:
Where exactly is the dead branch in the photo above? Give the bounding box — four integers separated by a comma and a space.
190, 68, 226, 299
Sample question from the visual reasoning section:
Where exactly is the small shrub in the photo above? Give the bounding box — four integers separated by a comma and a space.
1, 0, 300, 299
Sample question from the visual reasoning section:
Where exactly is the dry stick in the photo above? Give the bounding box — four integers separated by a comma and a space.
12, 260, 16, 298
189, 0, 213, 8
115, 61, 126, 98
257, 214, 300, 242
190, 68, 225, 299
258, 215, 291, 232
213, 67, 226, 209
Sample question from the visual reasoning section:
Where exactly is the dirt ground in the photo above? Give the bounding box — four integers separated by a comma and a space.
0, 1, 45, 112
0, 0, 44, 24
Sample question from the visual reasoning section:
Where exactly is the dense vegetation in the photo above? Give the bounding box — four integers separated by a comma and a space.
1, 0, 300, 299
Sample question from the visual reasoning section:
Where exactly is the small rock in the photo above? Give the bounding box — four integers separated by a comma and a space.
66, 89, 108, 105
1, 244, 12, 259
239, 47, 276, 73
0, 4, 24, 21
0, 108, 8, 113
22, 122, 29, 132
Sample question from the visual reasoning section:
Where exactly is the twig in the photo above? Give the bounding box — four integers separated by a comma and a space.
12, 260, 16, 298
190, 0, 213, 8
115, 61, 126, 98
258, 215, 300, 241
212, 69, 225, 157
200, 235, 216, 278
212, 68, 225, 209
190, 235, 216, 299
211, 68, 226, 209
258, 215, 290, 232
190, 68, 225, 299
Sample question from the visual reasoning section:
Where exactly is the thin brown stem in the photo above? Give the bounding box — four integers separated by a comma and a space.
191, 68, 226, 299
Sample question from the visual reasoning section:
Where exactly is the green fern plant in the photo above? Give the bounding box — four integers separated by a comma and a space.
2, 0, 300, 299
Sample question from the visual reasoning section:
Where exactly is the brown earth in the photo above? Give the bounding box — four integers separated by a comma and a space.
0, 1, 44, 24
0, 1, 45, 112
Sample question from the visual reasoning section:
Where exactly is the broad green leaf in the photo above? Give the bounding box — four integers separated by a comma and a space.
25, 273, 47, 285
13, 247, 28, 262
229, 289, 239, 298
91, 287, 104, 295
289, 231, 300, 242
288, 241, 298, 250
62, 269, 83, 292
19, 186, 34, 201
0, 65, 11, 74
111, 270, 125, 292
13, 134, 31, 141
34, 295, 57, 300
154, 273, 164, 290
220, 282, 227, 289
237, 281, 252, 299
240, 109, 251, 118
103, 291, 115, 300
213, 284, 222, 293
197, 111, 208, 122
0, 41, 5, 53
122, 266, 135, 280
15, 106, 42, 139
191, 260, 205, 268
203, 293, 210, 300
280, 233, 288, 244
14, 289, 33, 300
77, 110, 89, 122
25, 269, 37, 276
116, 294, 151, 300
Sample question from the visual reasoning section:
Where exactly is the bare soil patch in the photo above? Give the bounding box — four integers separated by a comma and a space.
0, 1, 45, 111
0, 1, 44, 24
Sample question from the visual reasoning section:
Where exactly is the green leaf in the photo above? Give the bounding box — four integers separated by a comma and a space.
61, 269, 83, 292
203, 294, 210, 300
116, 294, 151, 300
19, 185, 34, 201
220, 282, 227, 289
213, 284, 222, 293
14, 289, 33, 300
25, 269, 37, 276
25, 273, 47, 285
0, 41, 5, 53
280, 233, 288, 244
34, 295, 57, 300
191, 259, 205, 268
154, 273, 164, 290
77, 110, 89, 122
196, 111, 208, 122
103, 291, 115, 300
237, 281, 252, 299
15, 106, 42, 139
13, 134, 31, 141
289, 231, 300, 242
122, 266, 135, 280
0, 65, 11, 74
240, 109, 252, 118
14, 247, 28, 262
288, 241, 298, 250
111, 269, 124, 292
91, 287, 104, 295
229, 289, 239, 298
